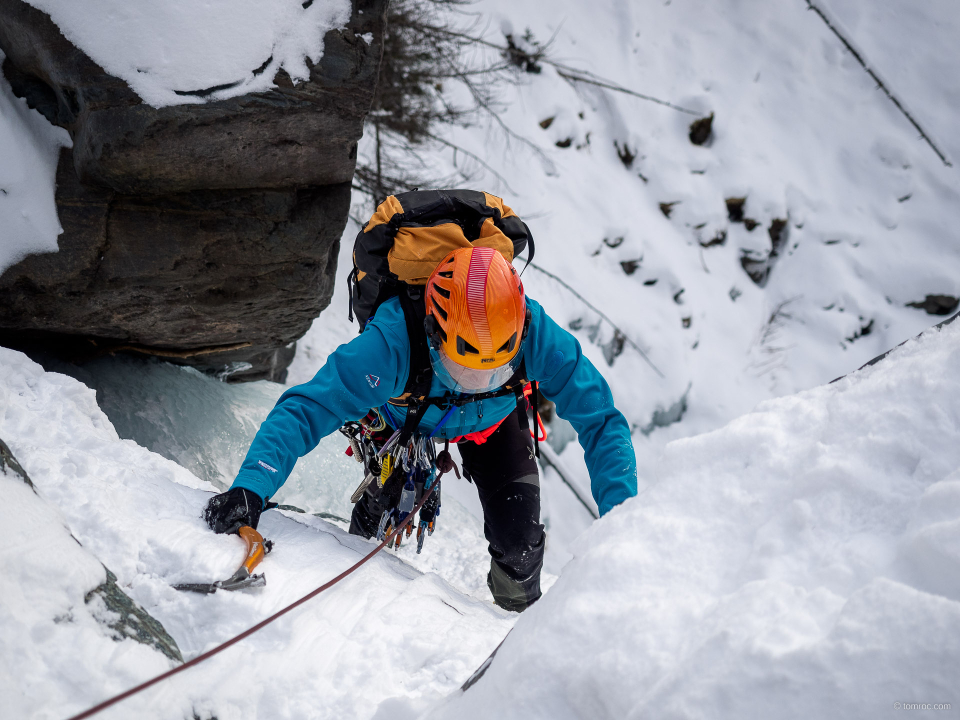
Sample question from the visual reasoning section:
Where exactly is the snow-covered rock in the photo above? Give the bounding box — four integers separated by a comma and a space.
21, 0, 353, 109
0, 0, 383, 381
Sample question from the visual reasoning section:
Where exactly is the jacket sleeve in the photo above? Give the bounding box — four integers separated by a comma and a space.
524, 299, 638, 515
230, 323, 409, 501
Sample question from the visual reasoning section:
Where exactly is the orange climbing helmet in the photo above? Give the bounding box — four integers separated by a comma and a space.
424, 247, 529, 394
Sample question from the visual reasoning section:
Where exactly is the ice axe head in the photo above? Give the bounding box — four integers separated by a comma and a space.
174, 525, 270, 594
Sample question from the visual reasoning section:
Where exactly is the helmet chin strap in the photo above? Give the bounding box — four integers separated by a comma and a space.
424, 314, 442, 350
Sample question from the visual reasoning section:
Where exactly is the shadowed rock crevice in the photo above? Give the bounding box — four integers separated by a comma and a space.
0, 437, 33, 489
640, 384, 692, 436
907, 295, 959, 316
740, 218, 789, 288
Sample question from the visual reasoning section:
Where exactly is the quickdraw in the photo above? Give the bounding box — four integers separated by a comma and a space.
375, 434, 440, 553
341, 409, 452, 554
341, 410, 399, 504
522, 383, 548, 442
341, 376, 546, 556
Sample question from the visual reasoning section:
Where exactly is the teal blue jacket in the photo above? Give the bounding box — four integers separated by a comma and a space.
231, 297, 637, 515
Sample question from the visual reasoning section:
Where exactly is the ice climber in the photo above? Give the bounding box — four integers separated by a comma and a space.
203, 189, 638, 611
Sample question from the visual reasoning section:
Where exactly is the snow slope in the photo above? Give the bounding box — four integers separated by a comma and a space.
0, 49, 71, 275
0, 348, 513, 719
436, 313, 960, 719
821, 0, 960, 165
22, 0, 352, 107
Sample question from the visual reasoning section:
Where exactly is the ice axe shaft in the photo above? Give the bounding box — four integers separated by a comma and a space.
237, 525, 267, 574
175, 525, 270, 593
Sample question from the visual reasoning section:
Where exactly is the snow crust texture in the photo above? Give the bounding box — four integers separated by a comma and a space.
23, 0, 353, 108
0, 50, 71, 274
438, 319, 960, 719
0, 348, 512, 719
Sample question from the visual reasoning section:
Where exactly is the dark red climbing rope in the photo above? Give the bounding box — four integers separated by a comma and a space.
65, 485, 437, 720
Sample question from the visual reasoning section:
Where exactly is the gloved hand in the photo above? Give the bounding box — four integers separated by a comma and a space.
203, 487, 264, 534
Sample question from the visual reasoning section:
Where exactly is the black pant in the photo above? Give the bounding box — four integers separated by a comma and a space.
350, 408, 545, 612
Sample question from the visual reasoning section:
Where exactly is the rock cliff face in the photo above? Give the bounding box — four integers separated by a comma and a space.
0, 0, 384, 381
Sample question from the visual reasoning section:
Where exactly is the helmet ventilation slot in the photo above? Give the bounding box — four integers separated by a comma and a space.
456, 336, 480, 355
497, 333, 518, 354
430, 297, 448, 320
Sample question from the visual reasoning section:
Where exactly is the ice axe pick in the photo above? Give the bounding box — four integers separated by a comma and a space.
174, 525, 272, 594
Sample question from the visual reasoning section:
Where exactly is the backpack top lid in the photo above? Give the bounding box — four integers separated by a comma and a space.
355, 189, 533, 286
348, 189, 534, 332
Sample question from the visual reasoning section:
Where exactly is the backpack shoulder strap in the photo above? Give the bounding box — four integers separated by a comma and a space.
397, 285, 431, 399
396, 285, 435, 444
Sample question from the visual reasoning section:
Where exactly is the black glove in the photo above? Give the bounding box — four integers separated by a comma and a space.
204, 487, 264, 534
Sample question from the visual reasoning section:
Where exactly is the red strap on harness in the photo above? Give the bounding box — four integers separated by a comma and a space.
523, 383, 548, 442
449, 384, 548, 445
449, 416, 506, 445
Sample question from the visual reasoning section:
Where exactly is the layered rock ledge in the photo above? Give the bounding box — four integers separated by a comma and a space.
0, 0, 384, 381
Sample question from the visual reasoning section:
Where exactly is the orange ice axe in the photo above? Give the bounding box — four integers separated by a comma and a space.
175, 526, 273, 594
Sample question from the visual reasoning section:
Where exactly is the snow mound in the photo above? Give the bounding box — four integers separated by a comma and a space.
439, 317, 960, 719
25, 0, 353, 108
0, 50, 71, 275
0, 347, 512, 719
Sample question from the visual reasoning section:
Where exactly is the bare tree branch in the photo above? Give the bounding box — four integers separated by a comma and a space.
805, 0, 951, 168
426, 133, 516, 193
416, 22, 705, 116
517, 257, 665, 379
553, 67, 702, 116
